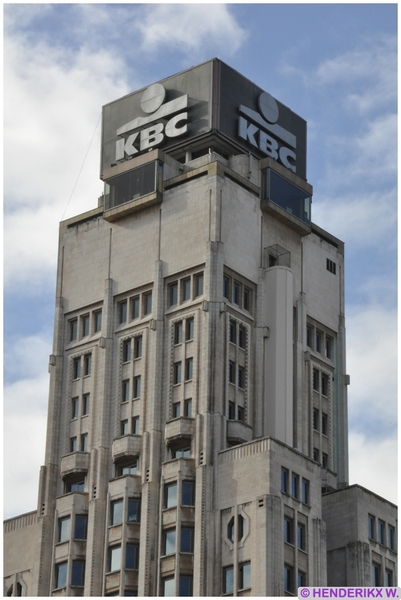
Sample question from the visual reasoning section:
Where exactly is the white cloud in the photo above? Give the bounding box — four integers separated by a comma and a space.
349, 432, 397, 505
137, 4, 247, 55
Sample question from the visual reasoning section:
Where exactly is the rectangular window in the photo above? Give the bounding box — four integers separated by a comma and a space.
179, 575, 193, 597
84, 353, 92, 376
123, 340, 131, 362
109, 545, 121, 573
322, 412, 328, 436
237, 405, 244, 421
223, 276, 230, 299
284, 517, 293, 544
368, 514, 376, 540
281, 468, 289, 494
164, 482, 177, 508
316, 330, 323, 353
298, 571, 306, 588
385, 570, 393, 587
195, 273, 204, 297
239, 561, 251, 590
126, 543, 139, 570
327, 258, 336, 274
306, 324, 312, 348
313, 369, 319, 391
94, 310, 102, 333
322, 452, 328, 468
74, 515, 88, 540
173, 402, 181, 418
118, 462, 138, 476
184, 398, 192, 417
133, 376, 141, 398
55, 562, 67, 589
172, 447, 190, 459
302, 479, 309, 505
132, 416, 140, 435
378, 520, 386, 545
163, 577, 175, 597
65, 479, 85, 493
182, 481, 195, 506
131, 296, 140, 320
229, 320, 236, 343
163, 529, 176, 555
58, 516, 71, 543
70, 437, 77, 453
80, 433, 88, 452
182, 278, 191, 302
169, 282, 178, 306
121, 420, 129, 435
233, 281, 241, 306
134, 336, 142, 358
71, 397, 79, 419
388, 525, 395, 550
243, 287, 251, 311
122, 379, 130, 402
292, 473, 299, 499
223, 566, 234, 594
69, 319, 78, 342
119, 301, 128, 324
185, 358, 193, 381
284, 565, 293, 593
73, 357, 81, 379
127, 498, 141, 523
313, 447, 319, 462
174, 362, 182, 385
298, 522, 306, 551
111, 499, 123, 525
313, 408, 319, 431
228, 401, 235, 420
82, 393, 90, 416
144, 292, 152, 315
238, 365, 245, 388
174, 321, 183, 345
238, 326, 246, 349
186, 318, 194, 341
229, 360, 235, 384
81, 314, 89, 338
71, 560, 85, 586
371, 563, 380, 586
180, 527, 194, 553
321, 373, 329, 396
325, 335, 333, 358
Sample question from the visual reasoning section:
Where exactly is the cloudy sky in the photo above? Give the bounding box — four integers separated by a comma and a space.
4, 4, 397, 519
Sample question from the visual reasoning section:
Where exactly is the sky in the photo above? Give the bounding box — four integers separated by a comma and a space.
3, 3, 397, 519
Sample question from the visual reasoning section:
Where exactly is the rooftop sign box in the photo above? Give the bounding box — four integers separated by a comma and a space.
101, 59, 307, 180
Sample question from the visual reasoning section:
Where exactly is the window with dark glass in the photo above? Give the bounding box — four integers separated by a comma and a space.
84, 354, 92, 376
174, 362, 182, 384
182, 481, 195, 506
313, 408, 319, 431
223, 566, 234, 594
313, 369, 319, 391
70, 436, 77, 453
284, 517, 293, 544
228, 401, 235, 420
58, 516, 71, 542
223, 276, 230, 300
233, 281, 240, 306
185, 358, 193, 381
134, 336, 142, 358
322, 452, 328, 468
238, 326, 246, 349
316, 330, 322, 353
179, 575, 193, 597
313, 447, 319, 462
368, 514, 376, 539
73, 357, 81, 379
264, 169, 311, 226
321, 373, 329, 396
82, 393, 90, 416
182, 278, 191, 302
118, 462, 138, 476
69, 319, 77, 342
238, 365, 245, 389
325, 335, 333, 358
181, 527, 194, 553
131, 296, 140, 320
71, 560, 85, 586
119, 300, 127, 324
144, 292, 152, 315
123, 340, 131, 362
306, 325, 312, 348
195, 273, 204, 297
186, 318, 194, 341
121, 420, 129, 435
175, 322, 183, 345
71, 397, 79, 419
81, 433, 88, 452
126, 543, 139, 569
237, 405, 244, 422
378, 520, 385, 545
281, 468, 289, 494
109, 545, 121, 572
65, 478, 85, 493
388, 525, 395, 550
55, 562, 67, 589
94, 310, 102, 333
229, 361, 235, 384
322, 412, 328, 435
169, 282, 178, 306
132, 416, 139, 434
385, 570, 393, 587
122, 379, 130, 402
284, 565, 293, 593
128, 498, 141, 523
173, 402, 181, 418
298, 522, 306, 550
372, 563, 380, 586
105, 161, 161, 210
298, 571, 306, 588
184, 398, 192, 417
229, 320, 236, 343
133, 376, 141, 398
302, 479, 309, 505
243, 287, 250, 311
292, 473, 299, 499
172, 447, 190, 459
74, 515, 88, 540
227, 517, 234, 542
81, 314, 89, 338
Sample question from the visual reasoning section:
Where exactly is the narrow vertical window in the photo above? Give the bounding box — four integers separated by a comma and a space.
80, 433, 88, 452
132, 416, 140, 435
238, 325, 246, 348
291, 473, 299, 499
368, 514, 376, 540
174, 362, 182, 385
239, 562, 251, 590
302, 479, 309, 505
122, 379, 130, 402
238, 365, 245, 388
109, 545, 121, 572
322, 412, 328, 435
173, 402, 181, 418
163, 529, 176, 555
229, 361, 235, 384
133, 376, 141, 398
179, 575, 193, 596
174, 322, 183, 344
70, 437, 77, 453
55, 562, 68, 589
169, 282, 178, 307
229, 320, 236, 343
313, 408, 319, 430
131, 296, 140, 319
223, 566, 234, 594
182, 278, 191, 301
182, 481, 195, 506
73, 357, 81, 379
223, 276, 230, 299
185, 358, 193, 381
71, 560, 85, 586
297, 522, 306, 550
84, 353, 92, 376
71, 397, 79, 419
164, 482, 177, 508
69, 319, 77, 342
111, 499, 123, 525
126, 544, 139, 570
134, 336, 142, 358
74, 515, 88, 540
243, 287, 251, 311
195, 273, 204, 297
94, 310, 102, 333
144, 292, 152, 315
233, 281, 241, 305
281, 468, 289, 494
119, 300, 127, 324
58, 516, 71, 542
123, 339, 131, 362
81, 314, 90, 338
184, 398, 192, 417
180, 527, 194, 552
186, 318, 194, 341
127, 498, 141, 523
82, 393, 90, 415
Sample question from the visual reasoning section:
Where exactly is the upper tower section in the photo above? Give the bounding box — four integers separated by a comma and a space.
100, 59, 311, 230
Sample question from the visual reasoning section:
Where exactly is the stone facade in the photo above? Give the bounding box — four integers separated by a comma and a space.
4, 61, 396, 596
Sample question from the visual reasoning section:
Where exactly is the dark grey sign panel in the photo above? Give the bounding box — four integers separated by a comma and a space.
101, 59, 307, 180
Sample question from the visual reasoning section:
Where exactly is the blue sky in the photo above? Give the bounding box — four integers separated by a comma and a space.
4, 3, 397, 518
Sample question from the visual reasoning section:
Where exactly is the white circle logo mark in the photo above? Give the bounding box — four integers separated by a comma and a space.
140, 83, 166, 114
258, 92, 279, 124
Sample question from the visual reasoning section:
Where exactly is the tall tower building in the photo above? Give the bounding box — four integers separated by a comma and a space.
4, 59, 397, 597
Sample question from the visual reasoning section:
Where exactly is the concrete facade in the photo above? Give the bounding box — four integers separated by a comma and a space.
4, 60, 396, 596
